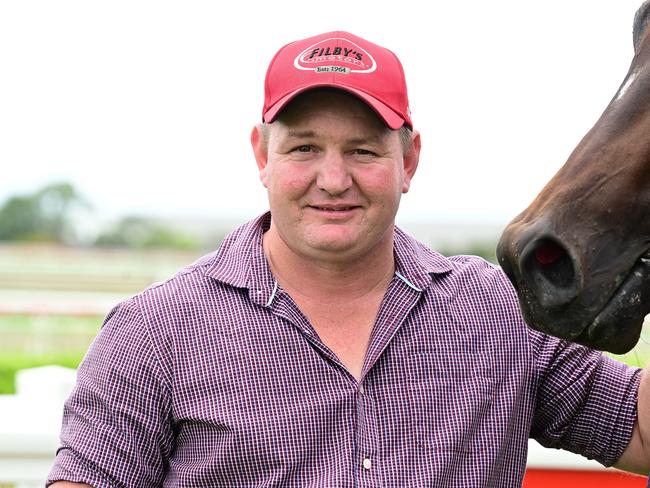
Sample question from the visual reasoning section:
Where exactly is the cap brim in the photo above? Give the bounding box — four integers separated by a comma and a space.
263, 84, 407, 130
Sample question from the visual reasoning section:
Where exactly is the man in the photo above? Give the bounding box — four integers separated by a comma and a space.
48, 31, 650, 487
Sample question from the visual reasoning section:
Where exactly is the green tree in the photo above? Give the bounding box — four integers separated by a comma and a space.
95, 216, 199, 250
0, 182, 89, 242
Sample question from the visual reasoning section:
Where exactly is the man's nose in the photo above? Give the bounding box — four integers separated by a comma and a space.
316, 153, 352, 196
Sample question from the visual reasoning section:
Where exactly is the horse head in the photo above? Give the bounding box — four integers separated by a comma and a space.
496, 1, 650, 354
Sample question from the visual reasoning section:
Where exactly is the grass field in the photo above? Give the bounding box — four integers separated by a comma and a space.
0, 243, 202, 394
0, 314, 100, 393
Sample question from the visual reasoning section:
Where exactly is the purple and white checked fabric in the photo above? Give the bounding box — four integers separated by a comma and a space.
48, 212, 640, 487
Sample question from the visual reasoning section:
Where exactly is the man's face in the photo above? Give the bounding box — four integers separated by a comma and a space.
252, 90, 419, 263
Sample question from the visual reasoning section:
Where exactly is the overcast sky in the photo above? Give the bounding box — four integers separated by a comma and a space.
0, 0, 643, 229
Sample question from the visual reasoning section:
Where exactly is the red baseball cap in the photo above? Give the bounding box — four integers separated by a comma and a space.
262, 31, 412, 130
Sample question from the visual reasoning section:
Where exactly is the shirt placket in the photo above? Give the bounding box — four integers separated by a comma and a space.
355, 381, 381, 487
354, 277, 424, 487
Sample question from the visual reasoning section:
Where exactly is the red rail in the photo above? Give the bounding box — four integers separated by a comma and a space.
523, 468, 646, 487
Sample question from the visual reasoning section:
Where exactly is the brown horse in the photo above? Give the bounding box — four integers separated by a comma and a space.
496, 1, 650, 354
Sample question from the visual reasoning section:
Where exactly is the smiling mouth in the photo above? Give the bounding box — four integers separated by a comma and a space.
309, 206, 360, 212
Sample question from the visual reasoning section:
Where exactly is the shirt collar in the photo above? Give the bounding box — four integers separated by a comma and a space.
204, 212, 275, 306
393, 225, 453, 291
204, 212, 453, 302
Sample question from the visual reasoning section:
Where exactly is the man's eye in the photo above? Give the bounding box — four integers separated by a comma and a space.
294, 145, 312, 153
354, 149, 374, 156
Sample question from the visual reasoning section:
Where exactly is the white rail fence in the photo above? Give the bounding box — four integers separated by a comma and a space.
0, 366, 76, 487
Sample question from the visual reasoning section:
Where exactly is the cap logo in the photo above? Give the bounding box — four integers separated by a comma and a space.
294, 37, 376, 74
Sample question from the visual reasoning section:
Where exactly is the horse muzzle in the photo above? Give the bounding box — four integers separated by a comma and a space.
497, 225, 650, 354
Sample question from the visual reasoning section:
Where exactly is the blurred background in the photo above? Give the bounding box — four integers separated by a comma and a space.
1, 0, 649, 486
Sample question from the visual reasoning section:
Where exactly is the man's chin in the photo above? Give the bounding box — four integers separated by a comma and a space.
301, 228, 394, 263
305, 236, 360, 256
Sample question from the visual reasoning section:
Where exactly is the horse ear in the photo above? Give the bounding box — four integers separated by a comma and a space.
633, 0, 650, 53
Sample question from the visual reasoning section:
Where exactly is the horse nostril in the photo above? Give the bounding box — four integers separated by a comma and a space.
534, 240, 563, 266
525, 238, 576, 291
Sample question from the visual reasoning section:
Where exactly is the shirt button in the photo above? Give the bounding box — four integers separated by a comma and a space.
359, 383, 365, 394
363, 458, 372, 470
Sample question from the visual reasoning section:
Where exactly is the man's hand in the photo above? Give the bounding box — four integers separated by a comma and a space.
615, 368, 650, 474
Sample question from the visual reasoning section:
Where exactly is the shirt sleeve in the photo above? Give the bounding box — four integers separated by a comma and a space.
529, 328, 641, 467
47, 297, 173, 487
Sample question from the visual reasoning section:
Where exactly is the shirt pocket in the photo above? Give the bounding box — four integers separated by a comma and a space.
407, 352, 495, 453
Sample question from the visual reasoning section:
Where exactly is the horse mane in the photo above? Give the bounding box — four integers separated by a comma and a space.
633, 0, 650, 52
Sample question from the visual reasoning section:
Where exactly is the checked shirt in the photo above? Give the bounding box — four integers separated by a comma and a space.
48, 212, 640, 487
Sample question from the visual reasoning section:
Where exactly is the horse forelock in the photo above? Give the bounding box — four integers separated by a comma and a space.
633, 0, 650, 52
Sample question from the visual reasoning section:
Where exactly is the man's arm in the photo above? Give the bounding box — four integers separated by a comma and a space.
615, 368, 650, 474
47, 299, 172, 485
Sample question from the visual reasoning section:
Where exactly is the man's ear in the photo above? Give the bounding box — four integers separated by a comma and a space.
251, 124, 269, 188
402, 130, 421, 193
